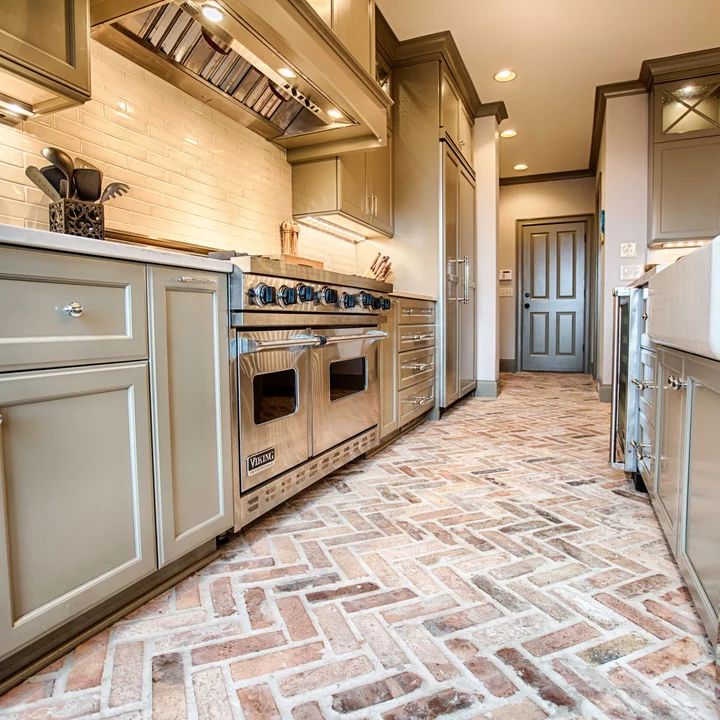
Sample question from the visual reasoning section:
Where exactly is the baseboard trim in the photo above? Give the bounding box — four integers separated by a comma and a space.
597, 382, 612, 403
475, 380, 499, 398
499, 359, 518, 373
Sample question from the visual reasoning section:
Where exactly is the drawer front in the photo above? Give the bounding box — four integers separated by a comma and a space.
637, 408, 656, 487
398, 347, 435, 390
397, 298, 435, 325
398, 324, 435, 352
399, 379, 435, 427
0, 247, 148, 371
637, 349, 657, 413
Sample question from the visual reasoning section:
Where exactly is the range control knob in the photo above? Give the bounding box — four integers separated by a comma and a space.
358, 291, 374, 308
380, 297, 391, 311
248, 283, 275, 306
296, 283, 315, 303
371, 296, 383, 310
277, 285, 297, 307
340, 292, 357, 309
318, 286, 339, 305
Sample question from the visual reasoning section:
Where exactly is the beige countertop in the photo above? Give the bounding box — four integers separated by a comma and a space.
391, 290, 437, 302
0, 224, 233, 273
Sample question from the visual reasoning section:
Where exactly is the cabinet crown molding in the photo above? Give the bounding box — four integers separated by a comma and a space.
640, 46, 720, 88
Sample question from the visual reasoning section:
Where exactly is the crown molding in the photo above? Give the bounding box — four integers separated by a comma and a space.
391, 31, 481, 115
499, 168, 595, 186
588, 80, 646, 171
639, 46, 720, 88
477, 100, 508, 122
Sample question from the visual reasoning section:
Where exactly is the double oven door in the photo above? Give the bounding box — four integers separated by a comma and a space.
237, 327, 384, 492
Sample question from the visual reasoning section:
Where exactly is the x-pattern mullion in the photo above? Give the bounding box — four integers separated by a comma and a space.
664, 81, 720, 133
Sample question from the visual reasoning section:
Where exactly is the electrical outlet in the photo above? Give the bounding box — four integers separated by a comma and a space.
499, 287, 513, 297
620, 243, 637, 258
620, 265, 644, 281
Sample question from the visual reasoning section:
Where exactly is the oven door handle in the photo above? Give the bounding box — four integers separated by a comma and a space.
320, 330, 389, 345
240, 335, 323, 353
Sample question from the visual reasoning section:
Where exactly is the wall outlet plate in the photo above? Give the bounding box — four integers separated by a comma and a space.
498, 269, 512, 281
620, 243, 637, 258
620, 264, 644, 281
499, 287, 513, 297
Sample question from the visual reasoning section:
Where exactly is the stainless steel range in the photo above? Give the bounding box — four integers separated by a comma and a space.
214, 254, 393, 529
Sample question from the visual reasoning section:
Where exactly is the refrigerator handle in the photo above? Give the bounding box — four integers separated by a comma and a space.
463, 256, 470, 304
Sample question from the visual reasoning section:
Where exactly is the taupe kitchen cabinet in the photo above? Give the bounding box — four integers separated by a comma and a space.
292, 132, 393, 237
648, 73, 720, 244
378, 298, 398, 439
441, 72, 474, 165
0, 0, 91, 122
305, 0, 376, 76
653, 347, 685, 550
676, 353, 720, 643
0, 363, 156, 658
0, 247, 147, 372
650, 136, 720, 243
148, 267, 233, 566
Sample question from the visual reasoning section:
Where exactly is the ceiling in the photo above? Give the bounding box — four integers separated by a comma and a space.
377, 0, 720, 178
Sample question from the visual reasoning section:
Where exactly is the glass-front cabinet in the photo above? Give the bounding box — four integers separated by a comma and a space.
654, 74, 720, 142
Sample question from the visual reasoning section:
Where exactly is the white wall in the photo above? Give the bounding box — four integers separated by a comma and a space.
0, 41, 359, 274
596, 93, 649, 387
498, 176, 596, 361
474, 115, 500, 387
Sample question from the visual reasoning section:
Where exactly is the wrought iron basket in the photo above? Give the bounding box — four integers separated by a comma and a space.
49, 199, 105, 240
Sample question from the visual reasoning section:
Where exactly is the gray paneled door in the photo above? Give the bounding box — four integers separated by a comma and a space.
521, 221, 586, 372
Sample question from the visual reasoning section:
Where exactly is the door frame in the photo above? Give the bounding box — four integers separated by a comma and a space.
515, 214, 595, 373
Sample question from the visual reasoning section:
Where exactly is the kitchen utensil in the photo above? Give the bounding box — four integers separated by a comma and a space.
75, 157, 102, 172
73, 168, 102, 202
41, 146, 75, 198
99, 182, 130, 204
40, 165, 65, 197
25, 166, 61, 202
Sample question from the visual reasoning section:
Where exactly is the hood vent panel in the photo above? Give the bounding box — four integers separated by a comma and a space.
115, 2, 327, 135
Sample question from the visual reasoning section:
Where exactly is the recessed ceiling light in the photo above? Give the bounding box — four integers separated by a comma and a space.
500, 128, 518, 138
327, 108, 344, 120
201, 2, 224, 22
494, 69, 517, 83
513, 163, 528, 171
278, 67, 297, 79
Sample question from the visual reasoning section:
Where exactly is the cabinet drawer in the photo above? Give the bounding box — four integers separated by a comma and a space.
398, 324, 435, 352
397, 299, 435, 325
637, 349, 657, 414
636, 408, 656, 488
399, 379, 435, 427
398, 348, 435, 390
0, 247, 148, 371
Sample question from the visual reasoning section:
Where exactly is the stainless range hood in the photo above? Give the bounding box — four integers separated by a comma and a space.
91, 0, 391, 158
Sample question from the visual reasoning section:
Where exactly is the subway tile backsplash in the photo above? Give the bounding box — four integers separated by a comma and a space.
0, 41, 359, 274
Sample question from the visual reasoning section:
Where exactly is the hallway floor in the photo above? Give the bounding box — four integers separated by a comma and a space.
1, 373, 717, 719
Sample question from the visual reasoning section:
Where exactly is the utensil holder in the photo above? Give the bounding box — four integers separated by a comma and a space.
49, 199, 105, 240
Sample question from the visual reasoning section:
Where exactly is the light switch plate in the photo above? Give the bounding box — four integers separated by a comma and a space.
620, 243, 637, 258
498, 269, 513, 281
499, 287, 513, 297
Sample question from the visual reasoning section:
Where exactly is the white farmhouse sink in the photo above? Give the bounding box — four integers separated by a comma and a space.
647, 236, 720, 360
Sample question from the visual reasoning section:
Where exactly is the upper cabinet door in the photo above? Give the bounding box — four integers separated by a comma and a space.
339, 150, 370, 222
441, 72, 460, 146
458, 105, 474, 166
0, 0, 91, 112
654, 75, 720, 143
367, 131, 393, 234
148, 268, 233, 567
332, 0, 375, 75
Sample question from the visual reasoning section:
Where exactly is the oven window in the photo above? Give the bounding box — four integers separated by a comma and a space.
253, 369, 297, 424
329, 357, 367, 401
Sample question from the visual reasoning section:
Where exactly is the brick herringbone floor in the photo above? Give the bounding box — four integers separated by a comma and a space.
1, 373, 717, 719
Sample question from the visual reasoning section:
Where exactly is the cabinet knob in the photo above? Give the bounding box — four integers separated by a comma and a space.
63, 301, 84, 318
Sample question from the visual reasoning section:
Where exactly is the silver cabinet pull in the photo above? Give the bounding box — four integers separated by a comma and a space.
630, 440, 654, 462
403, 308, 433, 316
631, 378, 656, 391
402, 333, 434, 341
642, 311, 649, 321
178, 275, 216, 285
463, 256, 470, 304
402, 362, 434, 372
402, 395, 433, 406
667, 375, 687, 391
63, 301, 84, 318
366, 194, 373, 215
323, 330, 388, 345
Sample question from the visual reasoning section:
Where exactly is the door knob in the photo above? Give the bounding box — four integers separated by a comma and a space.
524, 303, 530, 309
524, 292, 530, 298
